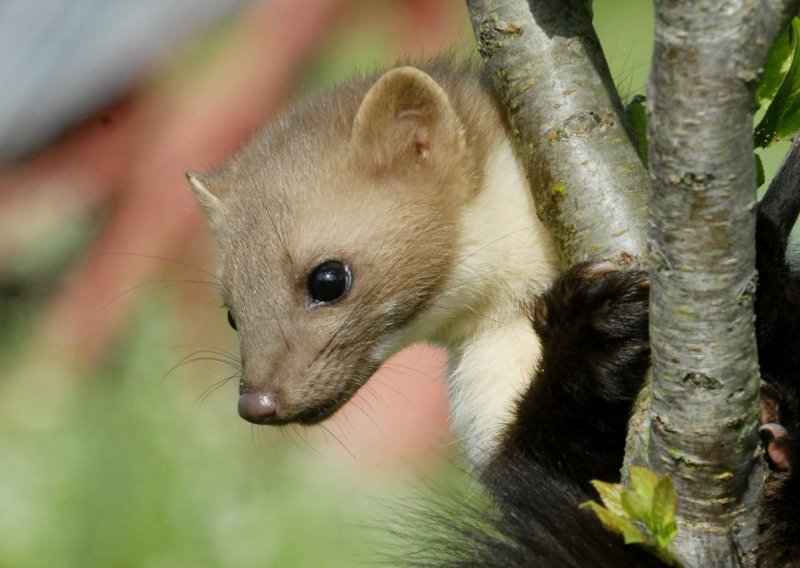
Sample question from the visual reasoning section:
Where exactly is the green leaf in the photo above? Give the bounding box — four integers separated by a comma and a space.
630, 466, 659, 499
580, 501, 649, 545
651, 476, 678, 547
625, 95, 648, 163
755, 17, 800, 148
589, 479, 626, 517
756, 22, 795, 110
583, 469, 680, 566
621, 489, 651, 526
756, 153, 765, 188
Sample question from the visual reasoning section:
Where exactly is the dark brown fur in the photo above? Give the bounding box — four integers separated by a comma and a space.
403, 211, 800, 566
756, 212, 800, 568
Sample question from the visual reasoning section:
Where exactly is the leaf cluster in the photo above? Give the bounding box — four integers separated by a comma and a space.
581, 467, 680, 567
755, 17, 800, 149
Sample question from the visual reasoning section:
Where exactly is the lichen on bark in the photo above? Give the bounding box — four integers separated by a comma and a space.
466, 0, 648, 268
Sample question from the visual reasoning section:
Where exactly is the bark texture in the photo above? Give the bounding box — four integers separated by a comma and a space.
647, 1, 799, 565
466, 0, 647, 267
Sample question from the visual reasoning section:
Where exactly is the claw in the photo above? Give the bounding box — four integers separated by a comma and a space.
585, 261, 618, 276
760, 422, 791, 472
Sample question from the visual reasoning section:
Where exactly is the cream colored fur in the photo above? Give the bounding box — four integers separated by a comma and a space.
371, 138, 558, 463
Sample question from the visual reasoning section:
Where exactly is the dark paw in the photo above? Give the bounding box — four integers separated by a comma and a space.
761, 383, 799, 474
760, 423, 791, 472
505, 263, 650, 481
529, 262, 650, 404
534, 261, 649, 348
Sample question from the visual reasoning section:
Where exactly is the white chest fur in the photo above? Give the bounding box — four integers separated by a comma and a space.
446, 315, 544, 464
439, 138, 556, 463
372, 138, 557, 464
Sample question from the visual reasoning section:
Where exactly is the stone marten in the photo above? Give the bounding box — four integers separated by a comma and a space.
187, 59, 800, 566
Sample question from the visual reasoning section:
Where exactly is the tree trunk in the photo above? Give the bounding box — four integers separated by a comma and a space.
467, 0, 800, 565
647, 1, 798, 564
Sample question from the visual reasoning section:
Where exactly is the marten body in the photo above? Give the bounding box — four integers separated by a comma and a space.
755, 213, 800, 568
407, 219, 800, 566
188, 60, 800, 566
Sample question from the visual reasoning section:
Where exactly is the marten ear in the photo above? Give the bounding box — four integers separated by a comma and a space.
186, 170, 223, 221
351, 67, 466, 173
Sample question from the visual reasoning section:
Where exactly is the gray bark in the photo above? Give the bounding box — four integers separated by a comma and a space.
646, 1, 799, 565
467, 0, 800, 566
465, 0, 647, 267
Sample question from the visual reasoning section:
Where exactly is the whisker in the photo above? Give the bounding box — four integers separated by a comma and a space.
279, 425, 290, 446
453, 225, 534, 264
319, 423, 356, 459
296, 425, 335, 460
186, 346, 241, 366
369, 373, 413, 403
355, 386, 382, 411
265, 207, 295, 269
347, 395, 383, 433
332, 407, 356, 437
102, 278, 218, 309
196, 371, 240, 403
164, 346, 241, 377
164, 353, 241, 379
89, 251, 219, 280
282, 424, 307, 455
381, 361, 441, 383
308, 236, 399, 370
276, 318, 292, 353
289, 424, 332, 460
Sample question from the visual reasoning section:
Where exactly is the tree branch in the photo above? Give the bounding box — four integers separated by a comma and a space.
465, 0, 647, 267
466, 0, 656, 516
646, 1, 799, 565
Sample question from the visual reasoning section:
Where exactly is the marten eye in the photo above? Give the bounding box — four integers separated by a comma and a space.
307, 260, 351, 304
227, 310, 238, 331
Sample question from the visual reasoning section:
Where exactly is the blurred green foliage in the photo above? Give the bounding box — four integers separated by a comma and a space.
0, 298, 401, 567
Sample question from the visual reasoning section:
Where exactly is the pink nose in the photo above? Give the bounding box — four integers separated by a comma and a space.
238, 392, 279, 424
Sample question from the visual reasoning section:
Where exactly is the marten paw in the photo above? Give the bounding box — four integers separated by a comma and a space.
532, 262, 650, 401
533, 261, 649, 346
760, 382, 799, 474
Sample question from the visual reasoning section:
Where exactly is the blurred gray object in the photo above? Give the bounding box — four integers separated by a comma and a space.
0, 0, 246, 164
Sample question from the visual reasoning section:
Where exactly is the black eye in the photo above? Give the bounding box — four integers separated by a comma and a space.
227, 310, 238, 331
307, 260, 351, 304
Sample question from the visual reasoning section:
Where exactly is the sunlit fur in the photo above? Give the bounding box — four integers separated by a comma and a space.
370, 138, 557, 462
188, 60, 557, 461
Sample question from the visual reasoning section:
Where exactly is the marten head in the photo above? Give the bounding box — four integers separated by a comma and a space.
187, 67, 480, 425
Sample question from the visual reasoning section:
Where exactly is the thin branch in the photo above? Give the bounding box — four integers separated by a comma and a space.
465, 0, 647, 267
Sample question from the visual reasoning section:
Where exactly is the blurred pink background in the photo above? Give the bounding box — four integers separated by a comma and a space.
0, 0, 478, 470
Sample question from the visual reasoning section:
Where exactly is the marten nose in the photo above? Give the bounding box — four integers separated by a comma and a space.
238, 392, 279, 424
